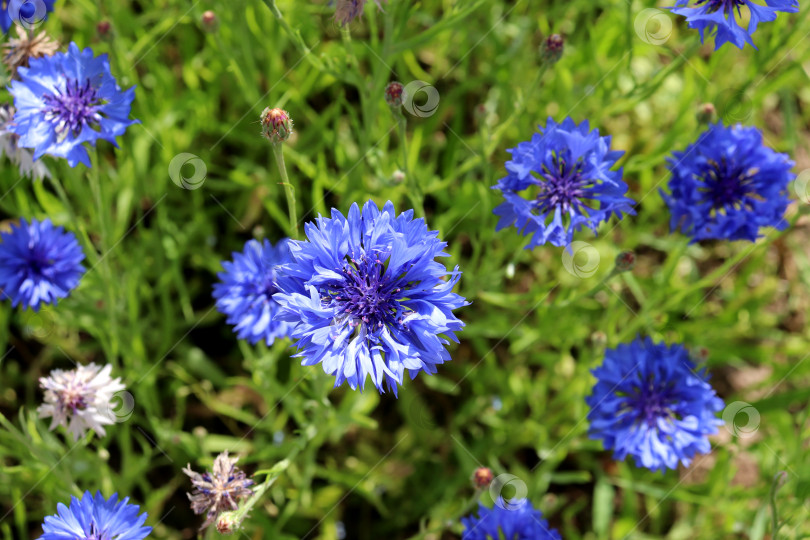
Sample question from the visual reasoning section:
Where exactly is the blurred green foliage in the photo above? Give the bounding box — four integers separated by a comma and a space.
1, 0, 810, 538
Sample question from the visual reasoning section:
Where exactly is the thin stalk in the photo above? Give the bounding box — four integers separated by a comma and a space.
406, 491, 484, 540
260, 0, 343, 79
216, 442, 307, 532
770, 472, 787, 539
394, 108, 424, 217
47, 176, 97, 265
260, 0, 313, 57
271, 143, 298, 239
556, 268, 621, 308
88, 149, 120, 361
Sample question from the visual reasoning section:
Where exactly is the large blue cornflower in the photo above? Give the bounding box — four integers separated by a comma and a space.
39, 491, 152, 540
586, 337, 725, 473
9, 42, 137, 168
492, 117, 635, 249
0, 218, 85, 311
461, 499, 562, 540
0, 0, 57, 33
662, 123, 794, 243
213, 238, 295, 346
274, 200, 467, 395
670, 0, 798, 50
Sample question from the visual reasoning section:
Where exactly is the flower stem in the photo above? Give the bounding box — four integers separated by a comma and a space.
88, 149, 120, 362
769, 471, 787, 538
260, 0, 336, 74
47, 176, 96, 265
271, 142, 298, 239
216, 442, 306, 532
394, 108, 424, 217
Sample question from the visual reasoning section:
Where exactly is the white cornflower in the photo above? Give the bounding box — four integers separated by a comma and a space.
0, 104, 50, 180
37, 363, 126, 441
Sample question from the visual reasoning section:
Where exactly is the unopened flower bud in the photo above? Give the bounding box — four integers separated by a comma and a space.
385, 81, 404, 108
260, 107, 293, 144
216, 511, 239, 535
591, 330, 607, 347
472, 467, 494, 489
201, 10, 219, 33
391, 169, 405, 185
614, 251, 636, 272
696, 103, 717, 124
689, 346, 709, 363
97, 21, 113, 42
541, 34, 564, 65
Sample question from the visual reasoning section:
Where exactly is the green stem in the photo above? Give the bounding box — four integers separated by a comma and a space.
260, 0, 311, 55
47, 176, 97, 265
218, 442, 307, 532
556, 268, 620, 308
407, 491, 483, 539
88, 150, 119, 361
260, 0, 341, 78
769, 472, 786, 539
271, 143, 298, 239
394, 109, 424, 217
341, 26, 369, 157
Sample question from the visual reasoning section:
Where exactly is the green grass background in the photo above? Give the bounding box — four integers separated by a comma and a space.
1, 0, 810, 538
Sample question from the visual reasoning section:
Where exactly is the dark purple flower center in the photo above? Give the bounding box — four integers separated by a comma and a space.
695, 0, 747, 12
533, 152, 592, 216
57, 384, 88, 413
24, 247, 55, 279
329, 255, 405, 329
252, 272, 278, 300
622, 379, 680, 427
698, 158, 759, 214
87, 523, 110, 540
42, 78, 104, 141
695, 0, 746, 12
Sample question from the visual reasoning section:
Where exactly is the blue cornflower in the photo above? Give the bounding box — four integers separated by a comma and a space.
586, 337, 725, 473
492, 117, 635, 249
461, 499, 562, 540
670, 0, 798, 50
274, 200, 467, 395
0, 218, 85, 311
662, 123, 794, 243
9, 42, 137, 168
213, 238, 295, 346
0, 0, 57, 33
39, 491, 151, 540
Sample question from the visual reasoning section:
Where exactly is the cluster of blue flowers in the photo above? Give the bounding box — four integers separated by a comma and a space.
492, 116, 794, 248
0, 0, 801, 537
